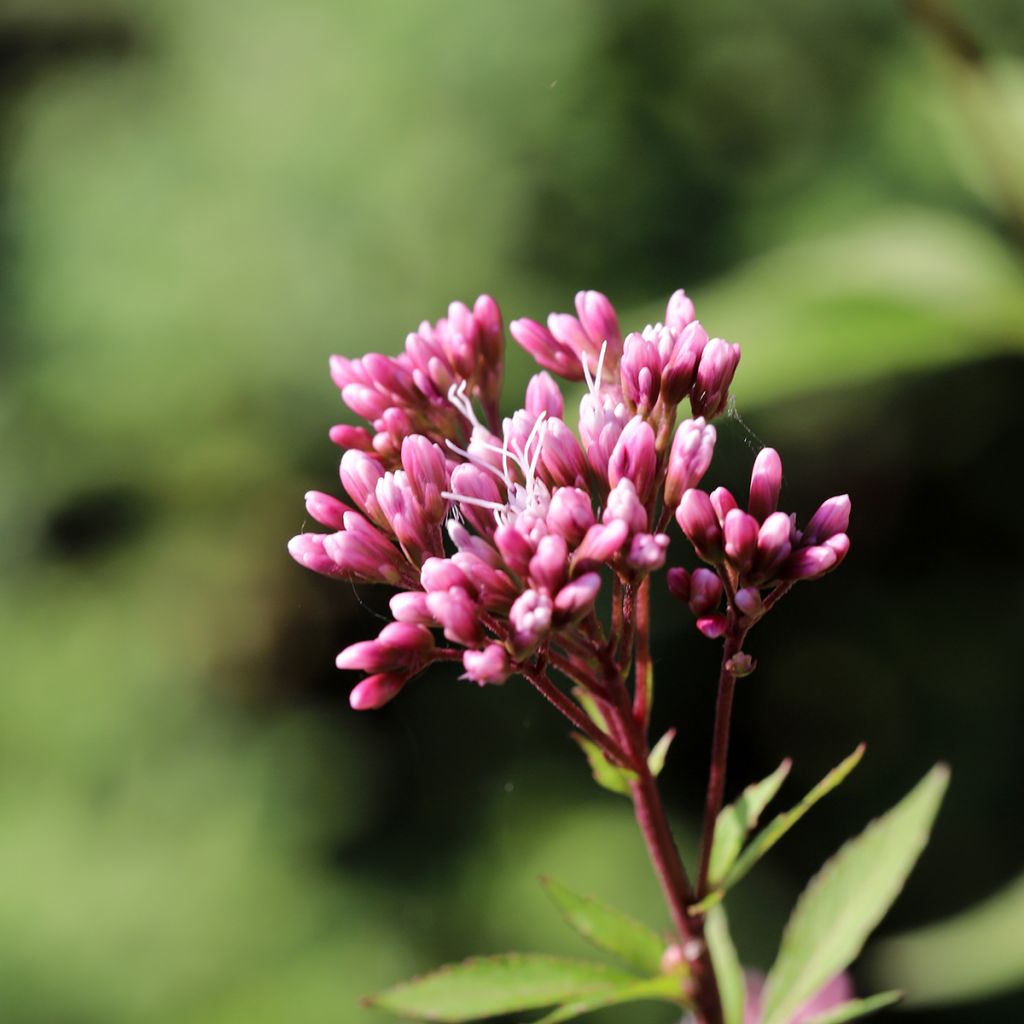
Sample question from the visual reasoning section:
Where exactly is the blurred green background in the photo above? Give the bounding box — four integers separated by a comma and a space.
1, 1, 1022, 1021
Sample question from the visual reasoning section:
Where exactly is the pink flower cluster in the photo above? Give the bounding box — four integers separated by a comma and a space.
289, 289, 849, 709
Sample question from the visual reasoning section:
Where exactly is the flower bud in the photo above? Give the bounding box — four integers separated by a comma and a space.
661, 321, 708, 405
689, 568, 723, 616
754, 511, 794, 580
784, 544, 838, 580
473, 294, 504, 366
510, 588, 554, 654
342, 382, 390, 421
664, 418, 716, 508
608, 417, 658, 504
547, 487, 596, 546
540, 418, 589, 489
402, 435, 449, 522
710, 486, 738, 525
304, 490, 352, 531
665, 289, 696, 330
620, 332, 662, 411
575, 289, 622, 360
553, 572, 602, 624
288, 533, 344, 578
574, 519, 630, 569
525, 371, 565, 419
626, 532, 670, 572
494, 524, 536, 578
666, 567, 691, 602
676, 489, 723, 562
697, 614, 728, 638
462, 644, 511, 685
604, 478, 648, 533
691, 338, 740, 420
510, 318, 584, 380
748, 448, 783, 523
322, 526, 404, 584
390, 591, 435, 625
336, 640, 408, 673
734, 586, 762, 619
529, 534, 569, 593
426, 587, 482, 646
340, 449, 386, 525
724, 509, 759, 575
349, 673, 407, 710
803, 494, 851, 545
328, 424, 373, 450
378, 622, 435, 653
421, 556, 473, 594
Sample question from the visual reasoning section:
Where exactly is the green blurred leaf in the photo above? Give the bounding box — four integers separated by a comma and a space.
366, 954, 641, 1022
761, 764, 949, 1024
539, 876, 667, 975
709, 758, 792, 887
647, 728, 676, 778
571, 734, 636, 797
526, 975, 685, 1023
869, 870, 1024, 1005
705, 906, 745, 1024
802, 990, 902, 1024
723, 745, 865, 893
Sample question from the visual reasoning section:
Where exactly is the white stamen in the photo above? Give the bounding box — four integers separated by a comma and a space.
581, 340, 609, 401
447, 380, 486, 433
440, 491, 506, 512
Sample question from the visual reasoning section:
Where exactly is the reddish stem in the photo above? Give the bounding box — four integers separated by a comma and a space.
632, 576, 652, 727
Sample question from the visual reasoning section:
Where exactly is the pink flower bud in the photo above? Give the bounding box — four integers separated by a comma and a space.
328, 424, 373, 450
575, 289, 623, 360
689, 568, 724, 616
540, 418, 589, 489
748, 448, 783, 523
510, 318, 584, 380
473, 294, 504, 367
665, 418, 716, 508
824, 532, 851, 565
288, 532, 345, 578
525, 371, 565, 419
349, 673, 407, 710
676, 489, 724, 562
608, 417, 658, 503
784, 544, 838, 580
402, 435, 449, 522
803, 494, 851, 545
420, 557, 473, 594
304, 491, 352, 530
447, 463, 504, 536
322, 527, 404, 584
390, 591, 435, 625
734, 586, 762, 619
494, 524, 535, 578
691, 338, 741, 420
724, 509, 760, 575
661, 321, 708, 405
510, 588, 554, 653
378, 622, 435, 653
665, 289, 696, 330
620, 332, 662, 410
603, 478, 648, 533
666, 567, 691, 602
547, 487, 596, 546
462, 644, 511, 685
710, 486, 738, 525
553, 571, 601, 623
529, 534, 569, 593
697, 614, 728, 638
426, 587, 482, 646
336, 640, 408, 673
626, 532, 670, 572
754, 511, 794, 580
574, 519, 630, 569
341, 382, 390, 421
329, 354, 369, 391
340, 450, 386, 525
578, 393, 629, 481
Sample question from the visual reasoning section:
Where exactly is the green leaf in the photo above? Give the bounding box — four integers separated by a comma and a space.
539, 876, 667, 975
761, 764, 950, 1024
802, 991, 902, 1024
526, 975, 685, 1023
704, 906, 745, 1024
571, 733, 636, 797
647, 728, 676, 777
709, 758, 792, 886
365, 954, 641, 1022
724, 745, 865, 892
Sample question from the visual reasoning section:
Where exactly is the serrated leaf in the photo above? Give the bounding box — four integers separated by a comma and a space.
723, 745, 865, 892
709, 758, 792, 886
647, 728, 676, 777
365, 954, 642, 1022
802, 990, 902, 1024
539, 876, 667, 975
571, 733, 637, 797
761, 765, 949, 1024
704, 906, 745, 1024
526, 975, 685, 1023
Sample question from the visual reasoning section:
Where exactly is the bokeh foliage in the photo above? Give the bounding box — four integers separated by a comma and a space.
0, 1, 1022, 1021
